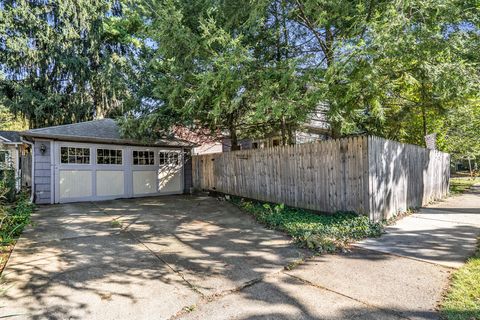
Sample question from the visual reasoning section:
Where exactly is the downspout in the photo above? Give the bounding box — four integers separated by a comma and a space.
14, 143, 20, 191
21, 138, 35, 203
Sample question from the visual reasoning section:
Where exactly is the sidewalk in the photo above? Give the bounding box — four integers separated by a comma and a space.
181, 185, 480, 320
357, 184, 480, 268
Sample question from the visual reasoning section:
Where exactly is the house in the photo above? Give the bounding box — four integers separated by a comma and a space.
175, 106, 331, 155
20, 119, 194, 204
172, 126, 226, 155
0, 130, 29, 190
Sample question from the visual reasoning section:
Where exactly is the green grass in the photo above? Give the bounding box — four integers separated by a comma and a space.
232, 198, 384, 253
440, 240, 480, 320
449, 178, 480, 195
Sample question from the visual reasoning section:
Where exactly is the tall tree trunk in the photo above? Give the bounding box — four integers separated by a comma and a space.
280, 116, 287, 145
420, 77, 428, 146
230, 129, 239, 151
330, 120, 342, 139
281, 0, 289, 60
228, 116, 240, 151
421, 104, 427, 145
274, 2, 281, 62
286, 123, 294, 145
325, 26, 334, 67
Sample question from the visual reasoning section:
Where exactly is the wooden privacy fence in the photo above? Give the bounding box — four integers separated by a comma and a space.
192, 136, 450, 221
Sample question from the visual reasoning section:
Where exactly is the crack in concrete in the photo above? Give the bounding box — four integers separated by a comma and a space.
168, 271, 282, 320
350, 245, 457, 270
89, 201, 430, 320
92, 202, 205, 298
410, 215, 480, 227
168, 255, 316, 319
14, 232, 121, 247
283, 273, 413, 320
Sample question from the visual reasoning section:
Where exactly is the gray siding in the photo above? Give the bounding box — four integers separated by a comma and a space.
183, 149, 193, 193
34, 140, 52, 204
221, 138, 253, 152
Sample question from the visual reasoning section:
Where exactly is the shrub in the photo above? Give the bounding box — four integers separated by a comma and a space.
0, 192, 34, 245
0, 167, 33, 245
0, 169, 16, 203
232, 198, 384, 253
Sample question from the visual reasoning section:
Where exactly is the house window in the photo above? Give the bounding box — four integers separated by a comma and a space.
97, 149, 122, 165
0, 150, 11, 168
159, 151, 180, 166
133, 150, 154, 165
60, 147, 90, 164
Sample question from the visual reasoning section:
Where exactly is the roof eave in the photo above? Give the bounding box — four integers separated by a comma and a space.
20, 132, 195, 148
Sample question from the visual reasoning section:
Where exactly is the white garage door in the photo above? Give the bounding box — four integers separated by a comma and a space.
53, 142, 184, 203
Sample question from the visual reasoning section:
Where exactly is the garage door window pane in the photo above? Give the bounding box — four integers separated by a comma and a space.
133, 150, 154, 165
159, 151, 180, 166
159, 152, 166, 165
97, 149, 122, 165
61, 147, 90, 164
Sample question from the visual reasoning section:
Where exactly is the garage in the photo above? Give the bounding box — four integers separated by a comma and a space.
21, 119, 193, 204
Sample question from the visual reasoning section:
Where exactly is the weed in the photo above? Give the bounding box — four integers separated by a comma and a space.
110, 220, 122, 228
284, 258, 306, 271
183, 305, 197, 313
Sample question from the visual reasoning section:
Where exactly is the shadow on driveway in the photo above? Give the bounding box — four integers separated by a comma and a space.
0, 195, 308, 320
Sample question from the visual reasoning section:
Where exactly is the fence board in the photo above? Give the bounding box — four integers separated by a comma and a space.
192, 136, 450, 221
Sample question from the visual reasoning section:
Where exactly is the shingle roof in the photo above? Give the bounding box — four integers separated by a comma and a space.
0, 131, 22, 143
26, 118, 121, 139
22, 119, 194, 148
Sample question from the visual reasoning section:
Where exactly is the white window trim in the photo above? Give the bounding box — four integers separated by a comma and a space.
96, 148, 124, 166
60, 146, 92, 165
132, 149, 155, 166
159, 150, 182, 167
52, 142, 185, 204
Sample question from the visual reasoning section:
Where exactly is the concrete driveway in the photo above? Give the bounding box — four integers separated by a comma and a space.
1, 195, 312, 319
1, 188, 479, 320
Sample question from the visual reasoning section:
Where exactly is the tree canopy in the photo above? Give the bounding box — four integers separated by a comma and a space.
0, 104, 27, 130
0, 0, 140, 128
0, 0, 479, 161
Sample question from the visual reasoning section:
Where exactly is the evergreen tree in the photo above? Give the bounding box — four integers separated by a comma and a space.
122, 0, 319, 148
0, 0, 140, 128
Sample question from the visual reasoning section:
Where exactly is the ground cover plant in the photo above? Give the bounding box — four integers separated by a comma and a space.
440, 239, 480, 320
231, 197, 383, 253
